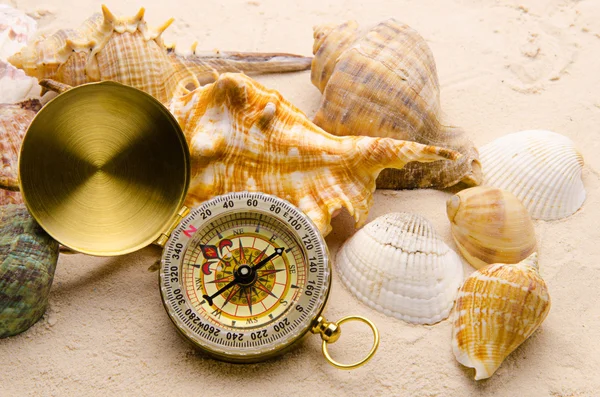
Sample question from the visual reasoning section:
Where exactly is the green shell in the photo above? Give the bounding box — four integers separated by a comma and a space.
0, 204, 59, 338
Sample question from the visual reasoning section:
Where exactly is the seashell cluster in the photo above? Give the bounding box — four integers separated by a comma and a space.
452, 253, 551, 380
0, 204, 59, 338
336, 212, 464, 324
169, 73, 460, 236
447, 186, 537, 269
310, 19, 481, 190
0, 5, 37, 61
9, 6, 312, 105
480, 130, 585, 220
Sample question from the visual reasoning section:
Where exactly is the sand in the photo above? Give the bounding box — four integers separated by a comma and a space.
1, 0, 599, 395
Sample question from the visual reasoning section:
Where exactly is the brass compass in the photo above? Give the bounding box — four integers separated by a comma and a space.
18, 81, 379, 368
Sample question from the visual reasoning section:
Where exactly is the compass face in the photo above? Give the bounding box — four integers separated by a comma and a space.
159, 192, 331, 362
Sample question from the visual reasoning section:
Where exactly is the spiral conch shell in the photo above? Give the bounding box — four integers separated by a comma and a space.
169, 73, 460, 235
480, 130, 585, 220
9, 6, 312, 105
336, 212, 464, 324
0, 204, 59, 337
447, 186, 537, 269
452, 253, 551, 380
310, 19, 481, 189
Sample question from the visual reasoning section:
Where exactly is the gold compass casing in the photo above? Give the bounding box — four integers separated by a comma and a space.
18, 81, 190, 256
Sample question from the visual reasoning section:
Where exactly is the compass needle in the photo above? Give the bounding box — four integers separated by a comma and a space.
160, 193, 376, 367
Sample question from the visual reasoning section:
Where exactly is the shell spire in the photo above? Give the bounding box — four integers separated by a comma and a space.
169, 73, 460, 235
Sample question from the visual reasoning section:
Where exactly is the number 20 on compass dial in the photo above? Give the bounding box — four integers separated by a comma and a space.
159, 192, 331, 363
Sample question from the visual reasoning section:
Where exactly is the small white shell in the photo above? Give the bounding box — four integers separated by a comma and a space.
480, 130, 585, 220
335, 212, 464, 325
0, 5, 37, 61
0, 60, 40, 103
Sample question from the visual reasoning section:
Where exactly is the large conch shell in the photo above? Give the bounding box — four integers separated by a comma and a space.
452, 253, 551, 380
310, 19, 481, 189
0, 204, 59, 338
0, 99, 40, 194
446, 186, 537, 269
169, 73, 461, 235
9, 6, 312, 105
336, 212, 464, 324
479, 130, 585, 220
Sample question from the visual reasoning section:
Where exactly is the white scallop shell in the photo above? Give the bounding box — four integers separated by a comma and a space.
335, 212, 464, 325
480, 130, 585, 220
0, 5, 37, 61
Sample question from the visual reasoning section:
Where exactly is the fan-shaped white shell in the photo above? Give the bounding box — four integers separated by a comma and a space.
335, 212, 464, 325
480, 130, 585, 220
0, 5, 37, 61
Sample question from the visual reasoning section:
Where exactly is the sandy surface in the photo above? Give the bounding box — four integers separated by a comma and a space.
1, 0, 599, 395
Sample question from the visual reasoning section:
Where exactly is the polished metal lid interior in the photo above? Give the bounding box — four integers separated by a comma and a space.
19, 82, 190, 256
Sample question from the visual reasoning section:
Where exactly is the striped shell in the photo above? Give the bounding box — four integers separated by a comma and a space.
447, 186, 537, 269
0, 5, 37, 61
0, 99, 40, 192
311, 19, 481, 189
479, 130, 585, 220
335, 212, 464, 324
452, 253, 551, 380
0, 204, 59, 338
8, 6, 311, 105
169, 73, 460, 236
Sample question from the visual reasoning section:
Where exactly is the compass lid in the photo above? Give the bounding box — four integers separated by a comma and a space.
18, 81, 190, 256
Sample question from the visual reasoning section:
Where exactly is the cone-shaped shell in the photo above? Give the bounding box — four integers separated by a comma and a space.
169, 73, 460, 236
311, 19, 481, 189
447, 186, 537, 269
479, 130, 585, 220
0, 204, 59, 337
336, 212, 464, 324
0, 99, 41, 191
452, 253, 551, 380
8, 7, 312, 105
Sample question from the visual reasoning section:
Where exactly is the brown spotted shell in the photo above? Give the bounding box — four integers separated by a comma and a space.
0, 204, 59, 337
169, 73, 461, 235
311, 19, 481, 189
452, 253, 551, 380
0, 99, 40, 193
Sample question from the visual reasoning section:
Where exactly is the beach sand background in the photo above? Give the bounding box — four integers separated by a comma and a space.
1, 0, 599, 395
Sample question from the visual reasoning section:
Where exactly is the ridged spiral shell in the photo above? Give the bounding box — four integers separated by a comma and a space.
479, 130, 585, 220
310, 19, 481, 189
169, 73, 460, 236
452, 253, 551, 380
447, 186, 537, 269
8, 6, 312, 105
335, 212, 464, 324
0, 204, 59, 337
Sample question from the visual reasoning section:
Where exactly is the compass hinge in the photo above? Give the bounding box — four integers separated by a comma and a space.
155, 206, 190, 247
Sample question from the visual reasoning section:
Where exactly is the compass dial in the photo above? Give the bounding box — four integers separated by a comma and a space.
159, 192, 331, 362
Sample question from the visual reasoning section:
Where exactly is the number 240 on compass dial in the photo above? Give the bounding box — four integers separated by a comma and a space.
159, 192, 331, 363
